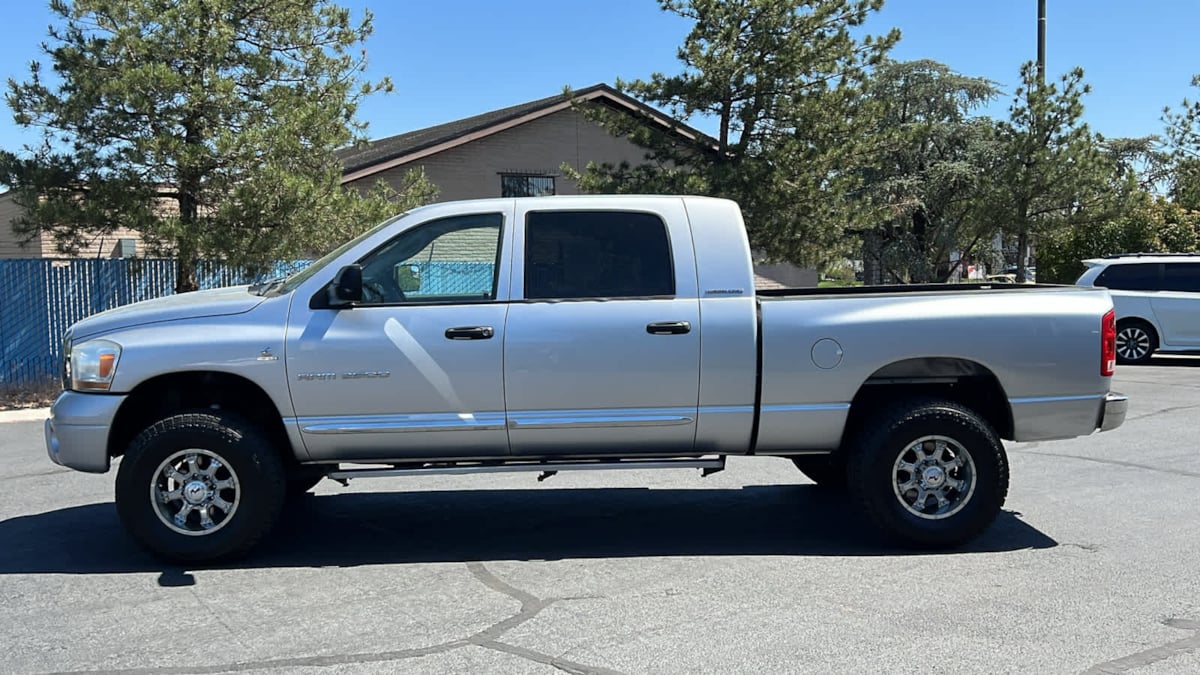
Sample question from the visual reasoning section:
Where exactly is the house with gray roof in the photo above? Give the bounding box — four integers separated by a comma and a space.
336, 83, 708, 201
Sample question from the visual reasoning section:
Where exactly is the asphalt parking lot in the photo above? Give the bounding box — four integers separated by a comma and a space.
2, 359, 1199, 674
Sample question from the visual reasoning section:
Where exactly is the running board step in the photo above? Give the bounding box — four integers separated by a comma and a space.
325, 456, 726, 481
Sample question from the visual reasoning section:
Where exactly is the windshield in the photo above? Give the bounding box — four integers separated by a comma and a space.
266, 212, 411, 296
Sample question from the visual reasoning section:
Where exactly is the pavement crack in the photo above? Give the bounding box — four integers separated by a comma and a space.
1081, 617, 1200, 673
1007, 449, 1200, 479
479, 639, 628, 675
1124, 403, 1200, 422
188, 588, 247, 650
1119, 378, 1200, 390
1, 467, 74, 481
465, 562, 625, 674
47, 639, 470, 674
466, 561, 540, 607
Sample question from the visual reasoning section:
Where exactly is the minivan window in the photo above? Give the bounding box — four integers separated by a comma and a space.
1161, 262, 1200, 292
524, 211, 675, 300
1094, 263, 1160, 291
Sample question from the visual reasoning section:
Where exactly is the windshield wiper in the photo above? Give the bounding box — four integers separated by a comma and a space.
249, 276, 286, 296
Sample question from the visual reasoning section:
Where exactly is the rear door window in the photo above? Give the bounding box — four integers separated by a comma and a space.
1161, 263, 1200, 292
524, 211, 675, 300
1094, 263, 1160, 291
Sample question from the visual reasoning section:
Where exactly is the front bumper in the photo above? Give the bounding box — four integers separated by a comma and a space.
44, 390, 127, 473
1099, 391, 1128, 432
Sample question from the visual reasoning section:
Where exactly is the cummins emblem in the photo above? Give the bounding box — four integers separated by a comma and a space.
295, 371, 391, 381
342, 371, 391, 379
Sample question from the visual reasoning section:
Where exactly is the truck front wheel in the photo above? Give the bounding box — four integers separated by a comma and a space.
846, 400, 1009, 548
115, 412, 286, 563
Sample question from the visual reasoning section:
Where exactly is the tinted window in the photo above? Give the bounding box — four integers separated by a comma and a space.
524, 211, 674, 299
1161, 262, 1200, 292
1094, 263, 1160, 291
357, 213, 502, 304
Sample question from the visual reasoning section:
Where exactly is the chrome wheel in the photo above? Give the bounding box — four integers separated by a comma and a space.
151, 449, 241, 536
892, 435, 976, 520
1116, 326, 1151, 362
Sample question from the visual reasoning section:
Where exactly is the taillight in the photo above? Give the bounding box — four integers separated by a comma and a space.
1101, 309, 1116, 376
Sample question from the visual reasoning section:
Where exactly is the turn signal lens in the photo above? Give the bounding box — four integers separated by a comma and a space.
1101, 309, 1116, 377
70, 340, 122, 391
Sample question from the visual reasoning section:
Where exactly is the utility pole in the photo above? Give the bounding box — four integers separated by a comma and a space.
1017, 0, 1048, 283
1037, 0, 1046, 85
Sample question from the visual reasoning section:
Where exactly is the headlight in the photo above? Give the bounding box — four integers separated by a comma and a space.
70, 339, 122, 391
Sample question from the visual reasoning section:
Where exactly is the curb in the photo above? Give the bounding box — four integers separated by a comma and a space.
0, 407, 50, 424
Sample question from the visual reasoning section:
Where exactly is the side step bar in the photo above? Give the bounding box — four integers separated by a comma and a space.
325, 455, 726, 482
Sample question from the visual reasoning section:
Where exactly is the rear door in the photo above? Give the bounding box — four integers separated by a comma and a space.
503, 200, 701, 456
1151, 262, 1200, 346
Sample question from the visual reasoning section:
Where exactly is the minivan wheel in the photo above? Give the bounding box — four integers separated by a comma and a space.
846, 399, 1009, 548
115, 412, 285, 563
1115, 320, 1157, 365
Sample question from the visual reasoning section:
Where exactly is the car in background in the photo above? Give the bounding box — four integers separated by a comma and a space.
1002, 266, 1036, 282
1076, 254, 1200, 364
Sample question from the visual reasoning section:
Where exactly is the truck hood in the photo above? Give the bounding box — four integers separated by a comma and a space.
70, 286, 268, 340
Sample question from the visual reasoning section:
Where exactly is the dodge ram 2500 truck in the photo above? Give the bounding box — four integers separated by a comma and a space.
45, 195, 1128, 562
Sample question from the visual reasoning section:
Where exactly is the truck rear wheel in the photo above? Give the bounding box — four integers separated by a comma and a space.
846, 400, 1008, 548
790, 456, 846, 489
115, 412, 286, 563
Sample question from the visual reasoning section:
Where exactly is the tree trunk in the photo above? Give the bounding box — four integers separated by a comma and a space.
175, 239, 198, 294
1016, 229, 1029, 283
862, 229, 883, 286
176, 174, 201, 293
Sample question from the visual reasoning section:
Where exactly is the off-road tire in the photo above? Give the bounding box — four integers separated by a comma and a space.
846, 399, 1008, 548
115, 412, 286, 563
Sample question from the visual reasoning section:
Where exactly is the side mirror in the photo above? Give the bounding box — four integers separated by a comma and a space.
328, 264, 363, 307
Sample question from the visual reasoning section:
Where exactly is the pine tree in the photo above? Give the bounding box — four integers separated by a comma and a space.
567, 0, 898, 265
1, 0, 434, 291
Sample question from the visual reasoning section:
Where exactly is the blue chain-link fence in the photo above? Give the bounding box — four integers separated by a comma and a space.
0, 258, 496, 387
0, 258, 312, 386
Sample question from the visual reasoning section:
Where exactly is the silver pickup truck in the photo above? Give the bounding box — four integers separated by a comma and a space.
45, 195, 1127, 562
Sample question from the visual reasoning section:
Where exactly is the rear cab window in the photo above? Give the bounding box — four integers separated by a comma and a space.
523, 211, 675, 300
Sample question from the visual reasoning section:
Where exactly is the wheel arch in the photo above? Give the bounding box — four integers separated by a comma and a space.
1116, 314, 1159, 337
107, 371, 296, 465
843, 357, 1014, 445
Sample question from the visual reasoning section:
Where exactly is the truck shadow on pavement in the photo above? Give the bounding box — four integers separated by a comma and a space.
0, 484, 1056, 576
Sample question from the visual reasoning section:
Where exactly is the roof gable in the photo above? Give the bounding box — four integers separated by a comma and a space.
338, 83, 710, 184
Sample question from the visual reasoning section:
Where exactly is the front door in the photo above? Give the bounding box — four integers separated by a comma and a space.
503, 203, 702, 456
286, 210, 514, 463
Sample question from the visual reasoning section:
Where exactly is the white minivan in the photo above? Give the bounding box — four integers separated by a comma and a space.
1077, 254, 1200, 363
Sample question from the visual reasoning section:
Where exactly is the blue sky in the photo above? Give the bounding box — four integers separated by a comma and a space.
0, 0, 1196, 152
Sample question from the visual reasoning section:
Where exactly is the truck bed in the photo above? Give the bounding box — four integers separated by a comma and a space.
757, 282, 1076, 298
